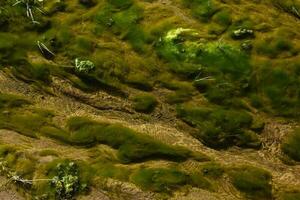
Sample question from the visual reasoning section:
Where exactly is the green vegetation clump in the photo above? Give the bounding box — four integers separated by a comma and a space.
33, 159, 92, 199
166, 90, 192, 105
0, 33, 28, 65
132, 94, 157, 113
256, 37, 296, 58
50, 161, 86, 199
182, 0, 219, 22
95, 2, 147, 52
229, 166, 272, 200
212, 9, 232, 27
281, 128, 300, 161
131, 167, 211, 193
0, 93, 29, 109
42, 117, 207, 163
0, 93, 58, 138
157, 28, 251, 105
251, 65, 300, 117
201, 162, 224, 178
108, 0, 133, 9
177, 105, 261, 149
0, 145, 36, 181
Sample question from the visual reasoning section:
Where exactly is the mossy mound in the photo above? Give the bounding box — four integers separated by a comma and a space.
177, 104, 261, 149
281, 128, 300, 161
132, 94, 157, 113
42, 116, 208, 163
131, 167, 211, 194
229, 166, 272, 200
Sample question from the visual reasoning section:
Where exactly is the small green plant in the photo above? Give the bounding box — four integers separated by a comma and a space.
51, 162, 82, 199
74, 58, 95, 73
229, 166, 272, 200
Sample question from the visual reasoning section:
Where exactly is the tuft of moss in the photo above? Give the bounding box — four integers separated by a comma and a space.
212, 9, 232, 27
280, 191, 300, 200
177, 105, 260, 149
182, 0, 220, 22
41, 117, 205, 163
131, 167, 211, 193
0, 94, 56, 138
201, 162, 224, 178
132, 94, 157, 113
0, 93, 29, 109
108, 0, 133, 9
166, 90, 193, 105
281, 128, 300, 161
125, 73, 153, 91
251, 65, 300, 117
229, 166, 272, 200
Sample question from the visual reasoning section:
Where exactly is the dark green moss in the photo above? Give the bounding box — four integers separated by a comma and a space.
166, 90, 192, 105
131, 167, 187, 193
132, 94, 157, 113
108, 0, 133, 9
125, 73, 153, 91
251, 65, 300, 117
229, 166, 272, 200
282, 128, 300, 161
0, 93, 29, 109
41, 117, 208, 163
131, 167, 211, 193
201, 162, 224, 178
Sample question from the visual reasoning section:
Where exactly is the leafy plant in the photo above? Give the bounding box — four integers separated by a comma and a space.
51, 162, 85, 199
74, 58, 95, 73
